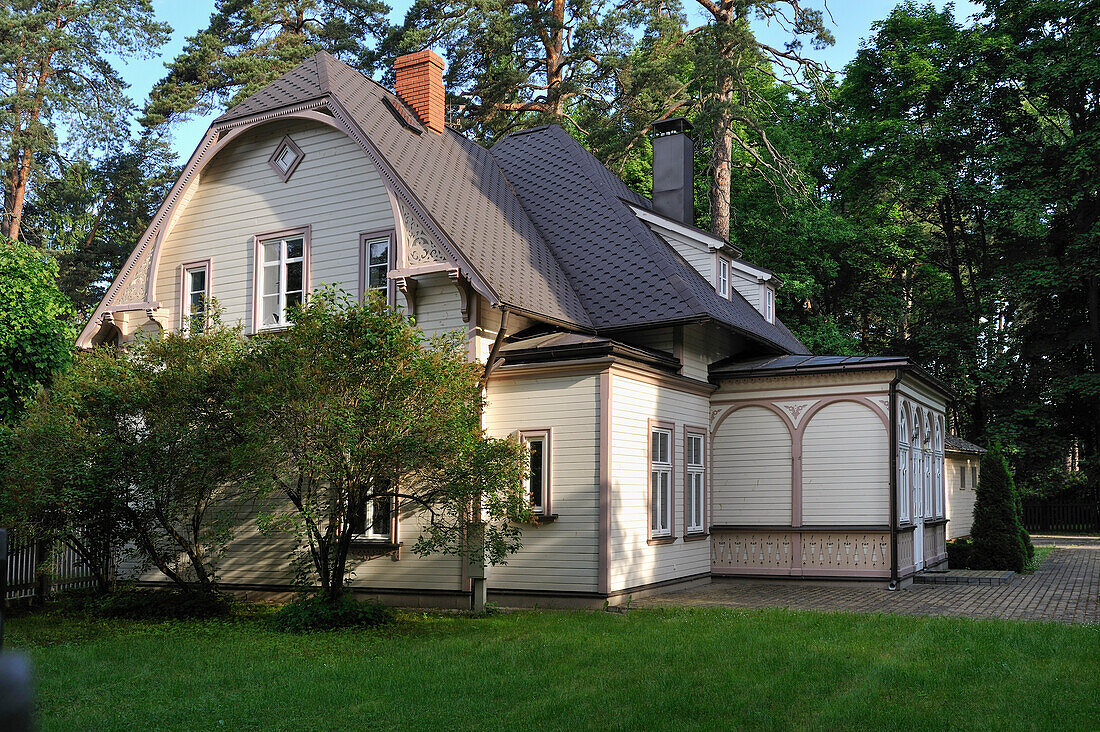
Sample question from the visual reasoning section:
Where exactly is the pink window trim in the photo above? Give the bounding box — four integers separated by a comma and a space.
267, 135, 305, 182
177, 258, 211, 332
519, 428, 552, 517
250, 225, 311, 335
648, 418, 676, 544
683, 425, 708, 538
359, 229, 397, 307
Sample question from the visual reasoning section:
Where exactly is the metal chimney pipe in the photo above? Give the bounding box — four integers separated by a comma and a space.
651, 117, 695, 225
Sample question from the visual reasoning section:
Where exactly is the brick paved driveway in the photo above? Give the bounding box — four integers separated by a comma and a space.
635, 536, 1100, 624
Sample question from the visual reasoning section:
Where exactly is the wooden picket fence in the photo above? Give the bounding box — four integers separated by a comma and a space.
1023, 501, 1100, 534
4, 531, 99, 601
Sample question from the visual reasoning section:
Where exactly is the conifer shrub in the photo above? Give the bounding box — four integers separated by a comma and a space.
968, 446, 1029, 571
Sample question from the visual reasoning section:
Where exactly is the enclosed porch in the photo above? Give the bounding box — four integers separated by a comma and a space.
707, 356, 950, 584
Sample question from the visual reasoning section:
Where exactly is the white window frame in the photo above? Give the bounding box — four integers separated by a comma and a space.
685, 430, 706, 535
934, 421, 944, 519
649, 424, 673, 540
360, 230, 394, 305
350, 480, 394, 542
898, 410, 910, 523
765, 287, 775, 323
520, 429, 551, 516
717, 257, 730, 299
923, 418, 933, 520
252, 227, 310, 333
179, 259, 210, 334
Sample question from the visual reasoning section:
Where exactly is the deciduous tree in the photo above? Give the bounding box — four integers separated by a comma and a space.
237, 288, 527, 602
0, 237, 74, 422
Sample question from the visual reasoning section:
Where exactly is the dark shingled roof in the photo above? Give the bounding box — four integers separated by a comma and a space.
945, 435, 986, 454
217, 53, 591, 329
215, 52, 808, 353
710, 354, 907, 377
491, 126, 807, 353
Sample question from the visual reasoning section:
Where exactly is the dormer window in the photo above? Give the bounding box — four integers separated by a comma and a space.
765, 287, 775, 323
717, 258, 730, 298
267, 135, 304, 182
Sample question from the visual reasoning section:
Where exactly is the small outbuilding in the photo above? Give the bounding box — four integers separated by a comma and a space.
944, 436, 985, 539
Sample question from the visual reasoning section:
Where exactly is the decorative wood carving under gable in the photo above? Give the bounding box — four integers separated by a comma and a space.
399, 201, 449, 266
115, 250, 154, 305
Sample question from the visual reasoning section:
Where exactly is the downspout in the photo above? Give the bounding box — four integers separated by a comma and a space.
470, 308, 509, 612
480, 309, 510, 389
888, 368, 903, 590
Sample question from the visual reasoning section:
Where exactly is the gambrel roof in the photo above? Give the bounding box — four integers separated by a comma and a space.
98, 52, 806, 353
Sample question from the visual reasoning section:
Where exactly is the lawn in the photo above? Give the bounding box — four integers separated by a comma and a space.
8, 606, 1100, 731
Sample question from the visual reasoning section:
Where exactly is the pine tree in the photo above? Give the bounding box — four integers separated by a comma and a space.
968, 445, 1027, 571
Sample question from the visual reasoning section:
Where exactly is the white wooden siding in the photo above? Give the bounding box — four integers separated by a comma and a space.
681, 323, 738, 382
155, 118, 394, 332
946, 454, 979, 538
607, 372, 711, 592
801, 401, 890, 525
730, 270, 761, 310
118, 496, 464, 591
619, 327, 674, 354
483, 373, 601, 592
712, 406, 792, 525
410, 272, 465, 339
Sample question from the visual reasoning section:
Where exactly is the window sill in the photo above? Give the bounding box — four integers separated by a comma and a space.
683, 532, 709, 542
526, 513, 558, 526
254, 325, 291, 335
349, 540, 401, 558
647, 536, 676, 546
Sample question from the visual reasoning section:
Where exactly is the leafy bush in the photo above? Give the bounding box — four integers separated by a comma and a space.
969, 446, 1029, 572
270, 593, 394, 633
62, 588, 237, 620
946, 537, 972, 568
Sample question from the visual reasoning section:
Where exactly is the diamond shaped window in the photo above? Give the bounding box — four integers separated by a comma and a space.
267, 136, 304, 182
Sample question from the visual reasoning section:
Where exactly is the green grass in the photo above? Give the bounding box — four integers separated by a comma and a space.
8, 607, 1100, 731
1024, 544, 1056, 573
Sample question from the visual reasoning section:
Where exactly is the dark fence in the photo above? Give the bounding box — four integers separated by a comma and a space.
4, 531, 99, 602
1023, 501, 1100, 534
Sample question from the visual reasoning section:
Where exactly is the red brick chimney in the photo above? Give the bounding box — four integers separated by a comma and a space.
394, 50, 446, 134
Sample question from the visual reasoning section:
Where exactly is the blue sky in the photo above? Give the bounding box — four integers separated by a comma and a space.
126, 0, 983, 161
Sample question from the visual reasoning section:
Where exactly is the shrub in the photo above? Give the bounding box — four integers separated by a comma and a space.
86, 588, 236, 620
968, 445, 1029, 572
946, 537, 972, 568
270, 593, 394, 633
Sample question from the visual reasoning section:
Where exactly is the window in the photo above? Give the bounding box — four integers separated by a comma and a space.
650, 426, 673, 539
256, 231, 308, 330
685, 432, 705, 535
934, 423, 944, 518
958, 465, 967, 490
521, 431, 551, 515
971, 465, 979, 489
180, 261, 209, 334
267, 135, 304, 182
898, 411, 910, 523
350, 479, 393, 541
765, 287, 775, 323
361, 232, 392, 303
923, 419, 933, 520
717, 258, 730, 298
